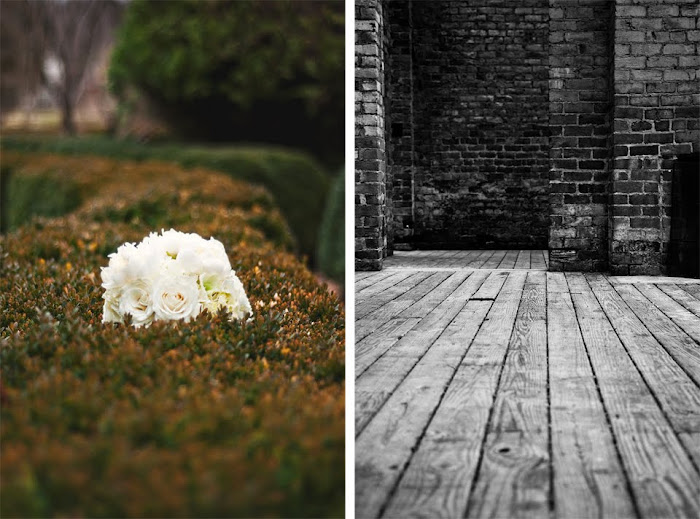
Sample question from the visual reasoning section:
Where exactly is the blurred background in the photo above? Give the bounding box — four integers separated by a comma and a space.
0, 0, 345, 291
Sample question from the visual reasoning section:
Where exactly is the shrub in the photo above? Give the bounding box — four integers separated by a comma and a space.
108, 0, 344, 163
317, 172, 345, 282
1, 136, 330, 263
4, 167, 82, 231
0, 153, 344, 517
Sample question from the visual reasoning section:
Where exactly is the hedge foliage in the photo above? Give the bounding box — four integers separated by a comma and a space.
0, 153, 344, 517
317, 172, 345, 282
109, 0, 343, 113
1, 136, 330, 264
108, 0, 344, 162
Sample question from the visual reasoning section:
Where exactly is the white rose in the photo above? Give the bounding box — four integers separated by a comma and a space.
101, 240, 162, 290
201, 272, 252, 320
152, 275, 201, 322
102, 288, 123, 324
118, 279, 154, 328
153, 229, 195, 260
175, 236, 231, 276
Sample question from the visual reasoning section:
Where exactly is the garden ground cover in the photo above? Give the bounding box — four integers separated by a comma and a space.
0, 152, 345, 517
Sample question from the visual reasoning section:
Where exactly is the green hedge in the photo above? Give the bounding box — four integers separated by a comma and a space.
0, 152, 344, 517
3, 169, 82, 232
317, 172, 345, 282
107, 0, 344, 162
0, 136, 330, 263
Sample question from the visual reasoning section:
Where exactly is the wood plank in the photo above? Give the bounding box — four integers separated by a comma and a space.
356, 271, 440, 322
543, 250, 549, 269
448, 250, 476, 268
356, 270, 413, 297
514, 250, 530, 269
569, 274, 700, 519
657, 284, 700, 318
609, 276, 700, 285
355, 271, 491, 434
356, 271, 428, 306
546, 272, 568, 294
356, 272, 454, 337
398, 272, 471, 318
607, 282, 700, 388
355, 271, 375, 282
471, 271, 509, 300
355, 317, 421, 376
466, 271, 549, 519
497, 250, 519, 269
483, 250, 507, 269
548, 287, 635, 519
376, 271, 527, 519
681, 284, 700, 301
587, 274, 700, 469
464, 250, 491, 269
530, 250, 546, 270
635, 283, 700, 344
357, 300, 493, 519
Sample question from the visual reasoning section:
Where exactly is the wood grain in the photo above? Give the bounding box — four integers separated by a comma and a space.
658, 284, 700, 317
379, 272, 527, 519
356, 299, 493, 519
571, 275, 700, 519
609, 282, 700, 387
635, 283, 700, 343
466, 271, 549, 519
587, 274, 700, 470
355, 252, 700, 519
548, 286, 635, 518
356, 272, 490, 433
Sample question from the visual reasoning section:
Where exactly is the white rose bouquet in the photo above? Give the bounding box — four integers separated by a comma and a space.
101, 229, 252, 327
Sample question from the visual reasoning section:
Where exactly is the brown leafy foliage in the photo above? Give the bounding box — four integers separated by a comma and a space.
0, 153, 344, 517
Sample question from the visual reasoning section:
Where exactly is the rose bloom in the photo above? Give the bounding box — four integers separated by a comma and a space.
152, 275, 201, 323
200, 272, 252, 320
102, 289, 122, 324
118, 279, 154, 327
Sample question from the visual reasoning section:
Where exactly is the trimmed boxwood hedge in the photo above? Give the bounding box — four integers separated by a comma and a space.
0, 153, 344, 517
0, 136, 330, 263
317, 171, 344, 282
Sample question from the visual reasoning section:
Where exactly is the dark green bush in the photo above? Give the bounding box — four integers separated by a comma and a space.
317, 171, 345, 282
108, 0, 344, 163
1, 136, 330, 263
5, 169, 82, 231
0, 152, 344, 518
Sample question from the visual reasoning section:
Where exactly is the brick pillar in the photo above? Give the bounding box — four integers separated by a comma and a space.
610, 0, 699, 275
356, 0, 388, 270
548, 0, 613, 272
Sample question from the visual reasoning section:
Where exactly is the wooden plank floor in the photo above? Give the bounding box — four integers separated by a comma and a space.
382, 250, 549, 270
355, 251, 700, 519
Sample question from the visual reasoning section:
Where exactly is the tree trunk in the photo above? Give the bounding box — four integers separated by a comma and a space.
61, 94, 76, 135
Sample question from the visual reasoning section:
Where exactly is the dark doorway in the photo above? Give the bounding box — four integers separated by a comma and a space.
669, 152, 700, 278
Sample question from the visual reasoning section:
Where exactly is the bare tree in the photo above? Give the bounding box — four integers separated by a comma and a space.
0, 0, 123, 134
41, 0, 123, 134
0, 0, 47, 121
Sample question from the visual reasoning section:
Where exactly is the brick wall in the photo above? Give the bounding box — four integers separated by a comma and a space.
387, 0, 550, 249
610, 0, 700, 274
356, 0, 388, 270
385, 1, 414, 250
355, 0, 699, 273
548, 0, 613, 272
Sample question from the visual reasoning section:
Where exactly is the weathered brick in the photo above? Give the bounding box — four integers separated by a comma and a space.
629, 145, 660, 155
647, 5, 679, 17
356, 0, 695, 274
